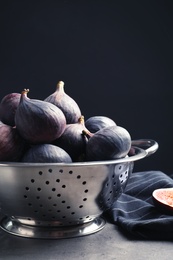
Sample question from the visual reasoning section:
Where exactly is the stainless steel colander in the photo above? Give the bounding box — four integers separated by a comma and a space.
0, 139, 158, 239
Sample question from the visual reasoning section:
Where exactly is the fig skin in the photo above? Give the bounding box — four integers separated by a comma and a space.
84, 125, 131, 161
85, 115, 116, 133
15, 89, 66, 144
21, 144, 72, 163
44, 81, 82, 124
0, 92, 21, 126
54, 116, 88, 162
0, 121, 26, 162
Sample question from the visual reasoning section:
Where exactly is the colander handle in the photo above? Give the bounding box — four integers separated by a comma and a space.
131, 139, 159, 157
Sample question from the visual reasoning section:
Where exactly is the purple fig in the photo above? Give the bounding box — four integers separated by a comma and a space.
83, 125, 131, 161
21, 144, 72, 163
0, 92, 21, 126
54, 116, 88, 162
15, 89, 66, 144
44, 81, 82, 124
0, 121, 26, 161
85, 115, 116, 133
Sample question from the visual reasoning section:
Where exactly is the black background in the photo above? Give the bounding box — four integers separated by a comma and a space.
0, 0, 173, 174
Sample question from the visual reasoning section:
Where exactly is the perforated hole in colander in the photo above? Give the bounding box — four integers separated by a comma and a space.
21, 167, 94, 226
98, 163, 131, 210
119, 169, 129, 184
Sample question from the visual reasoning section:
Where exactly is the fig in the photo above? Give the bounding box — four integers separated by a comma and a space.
85, 115, 116, 133
15, 89, 66, 144
152, 188, 173, 214
83, 125, 131, 161
0, 92, 21, 126
0, 121, 26, 161
21, 144, 72, 163
44, 81, 82, 124
54, 116, 88, 162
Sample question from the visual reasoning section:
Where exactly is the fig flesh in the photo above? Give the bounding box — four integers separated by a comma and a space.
45, 81, 82, 124
0, 121, 26, 161
21, 144, 72, 163
152, 188, 173, 214
54, 116, 88, 162
15, 89, 66, 144
0, 92, 21, 126
84, 125, 131, 161
85, 115, 116, 133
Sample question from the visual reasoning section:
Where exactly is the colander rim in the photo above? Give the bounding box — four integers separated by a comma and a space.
0, 146, 147, 167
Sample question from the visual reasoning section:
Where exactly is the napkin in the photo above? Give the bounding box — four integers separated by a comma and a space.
106, 171, 173, 240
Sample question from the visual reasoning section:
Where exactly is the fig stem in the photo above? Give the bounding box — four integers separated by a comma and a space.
57, 81, 65, 89
82, 129, 94, 139
78, 115, 85, 124
21, 89, 30, 95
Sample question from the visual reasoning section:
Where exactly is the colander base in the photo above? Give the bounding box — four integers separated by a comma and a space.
0, 216, 106, 239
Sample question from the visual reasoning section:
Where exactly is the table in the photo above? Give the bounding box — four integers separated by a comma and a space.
0, 214, 172, 260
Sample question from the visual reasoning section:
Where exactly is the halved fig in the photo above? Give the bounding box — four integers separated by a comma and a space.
152, 188, 173, 214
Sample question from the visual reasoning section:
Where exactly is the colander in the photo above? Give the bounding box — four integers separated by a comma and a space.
0, 139, 158, 239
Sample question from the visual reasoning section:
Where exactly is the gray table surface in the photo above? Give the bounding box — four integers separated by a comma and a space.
0, 213, 173, 260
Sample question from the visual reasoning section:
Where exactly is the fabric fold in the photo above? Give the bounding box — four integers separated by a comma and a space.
106, 171, 173, 240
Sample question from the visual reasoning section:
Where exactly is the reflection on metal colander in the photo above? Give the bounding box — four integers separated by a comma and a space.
97, 162, 134, 211
0, 139, 158, 239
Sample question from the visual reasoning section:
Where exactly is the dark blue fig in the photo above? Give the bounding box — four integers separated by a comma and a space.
21, 144, 72, 163
0, 92, 21, 126
0, 121, 26, 161
15, 89, 66, 144
44, 81, 82, 124
85, 115, 116, 133
54, 116, 88, 162
84, 125, 131, 161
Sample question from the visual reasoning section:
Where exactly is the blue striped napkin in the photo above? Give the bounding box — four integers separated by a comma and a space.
106, 171, 173, 240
